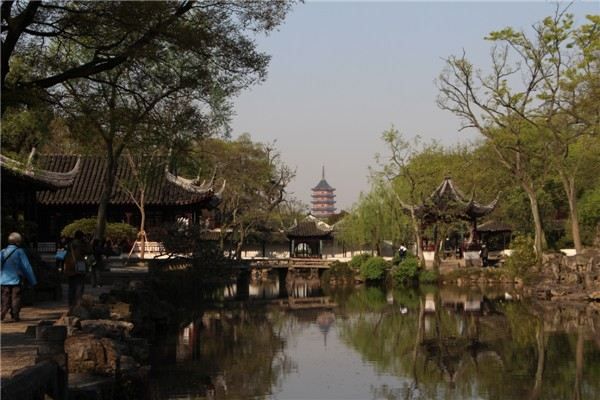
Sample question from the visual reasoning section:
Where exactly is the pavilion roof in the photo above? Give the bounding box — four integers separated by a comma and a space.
409, 177, 499, 223
286, 215, 333, 238
0, 151, 80, 191
36, 155, 224, 207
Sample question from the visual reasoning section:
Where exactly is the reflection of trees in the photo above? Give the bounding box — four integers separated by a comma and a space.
151, 308, 293, 399
334, 286, 600, 400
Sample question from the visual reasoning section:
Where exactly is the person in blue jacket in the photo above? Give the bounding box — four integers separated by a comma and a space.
1, 232, 37, 322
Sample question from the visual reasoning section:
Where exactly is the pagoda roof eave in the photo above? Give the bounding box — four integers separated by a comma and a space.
401, 177, 500, 222
1, 153, 80, 190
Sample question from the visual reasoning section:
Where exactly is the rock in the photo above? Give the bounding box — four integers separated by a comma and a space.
129, 280, 145, 291
80, 319, 134, 340
565, 272, 581, 285
550, 289, 567, 297
109, 302, 132, 321
68, 302, 110, 320
514, 277, 524, 287
119, 355, 139, 372
65, 333, 125, 375
55, 314, 81, 336
589, 291, 600, 301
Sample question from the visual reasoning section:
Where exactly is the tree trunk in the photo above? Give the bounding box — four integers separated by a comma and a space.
235, 226, 245, 260
95, 145, 116, 240
524, 187, 546, 257
139, 200, 146, 260
409, 209, 424, 263
560, 173, 583, 254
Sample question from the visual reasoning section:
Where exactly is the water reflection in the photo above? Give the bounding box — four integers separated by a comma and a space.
151, 276, 600, 399
223, 270, 324, 300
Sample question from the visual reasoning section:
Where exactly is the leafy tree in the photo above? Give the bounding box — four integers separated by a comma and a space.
192, 135, 294, 259
1, 1, 293, 114
437, 8, 599, 255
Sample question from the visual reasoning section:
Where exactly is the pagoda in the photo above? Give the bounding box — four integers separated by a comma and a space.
311, 166, 336, 218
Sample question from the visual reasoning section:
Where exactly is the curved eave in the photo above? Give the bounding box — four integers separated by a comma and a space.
164, 169, 214, 195
1, 154, 80, 190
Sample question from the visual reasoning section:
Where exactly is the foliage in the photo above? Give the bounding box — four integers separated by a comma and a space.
348, 253, 372, 270
187, 135, 294, 259
418, 269, 439, 284
504, 234, 537, 277
578, 184, 600, 244
391, 255, 421, 285
321, 261, 355, 284
359, 256, 389, 281
437, 10, 600, 254
1, 1, 293, 113
61, 218, 136, 241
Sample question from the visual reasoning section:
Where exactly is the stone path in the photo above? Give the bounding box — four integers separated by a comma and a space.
0, 284, 110, 379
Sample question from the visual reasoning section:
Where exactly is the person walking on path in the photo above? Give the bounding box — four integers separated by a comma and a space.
64, 230, 91, 309
1, 232, 37, 322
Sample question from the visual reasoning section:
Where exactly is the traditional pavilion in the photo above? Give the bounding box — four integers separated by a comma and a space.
34, 155, 224, 240
286, 215, 334, 258
404, 176, 499, 255
311, 166, 336, 218
1, 150, 80, 243
476, 220, 513, 251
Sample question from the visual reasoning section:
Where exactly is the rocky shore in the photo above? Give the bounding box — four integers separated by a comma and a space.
1, 278, 175, 400
62, 279, 176, 398
440, 249, 600, 304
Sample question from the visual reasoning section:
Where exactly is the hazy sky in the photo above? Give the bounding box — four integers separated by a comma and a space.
230, 1, 599, 210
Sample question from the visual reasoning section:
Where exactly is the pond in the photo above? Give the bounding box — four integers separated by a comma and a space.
149, 274, 600, 400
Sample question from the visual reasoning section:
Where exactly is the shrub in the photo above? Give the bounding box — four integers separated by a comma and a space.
359, 256, 389, 281
349, 253, 372, 270
418, 269, 439, 284
322, 261, 354, 284
61, 218, 137, 241
391, 255, 420, 285
504, 234, 537, 277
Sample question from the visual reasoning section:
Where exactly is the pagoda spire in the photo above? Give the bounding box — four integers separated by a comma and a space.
322, 165, 325, 180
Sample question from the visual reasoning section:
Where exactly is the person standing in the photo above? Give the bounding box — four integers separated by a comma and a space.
64, 230, 91, 309
1, 232, 37, 322
480, 244, 489, 267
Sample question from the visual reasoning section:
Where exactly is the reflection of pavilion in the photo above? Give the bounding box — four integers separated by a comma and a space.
417, 291, 502, 389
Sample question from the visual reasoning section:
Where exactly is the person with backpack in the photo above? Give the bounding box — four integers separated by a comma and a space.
63, 230, 91, 309
1, 232, 37, 322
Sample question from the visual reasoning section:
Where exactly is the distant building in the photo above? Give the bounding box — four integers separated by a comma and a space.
310, 166, 336, 218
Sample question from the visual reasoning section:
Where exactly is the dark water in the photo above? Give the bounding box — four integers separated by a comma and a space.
149, 275, 600, 400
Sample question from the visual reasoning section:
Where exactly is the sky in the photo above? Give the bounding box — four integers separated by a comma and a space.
230, 1, 599, 210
